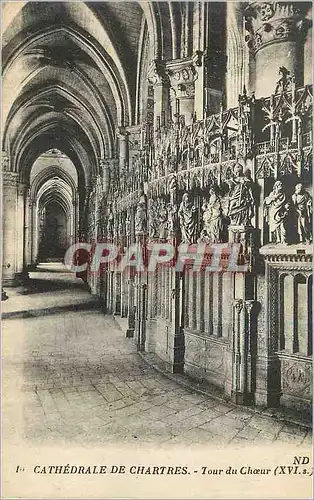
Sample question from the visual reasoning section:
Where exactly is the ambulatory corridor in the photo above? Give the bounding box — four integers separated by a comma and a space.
2, 265, 311, 447
2, 1, 313, 438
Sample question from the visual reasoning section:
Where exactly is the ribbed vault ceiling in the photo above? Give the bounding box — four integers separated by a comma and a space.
2, 1, 155, 187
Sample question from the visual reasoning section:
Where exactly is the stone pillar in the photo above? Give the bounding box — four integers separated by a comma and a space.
192, 51, 205, 120
120, 270, 128, 318
245, 1, 311, 97
71, 201, 77, 243
16, 184, 25, 276
169, 270, 184, 373
2, 172, 26, 286
167, 59, 198, 126
224, 225, 258, 404
30, 200, 37, 266
100, 159, 110, 194
226, 2, 247, 108
126, 275, 135, 338
230, 299, 256, 405
148, 60, 171, 131
24, 187, 31, 268
118, 128, 129, 173
137, 283, 148, 352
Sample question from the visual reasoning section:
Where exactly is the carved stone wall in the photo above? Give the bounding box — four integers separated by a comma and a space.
85, 18, 312, 414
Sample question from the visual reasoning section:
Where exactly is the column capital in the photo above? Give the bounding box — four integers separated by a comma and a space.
17, 182, 28, 197
117, 126, 129, 138
166, 57, 198, 99
2, 170, 19, 188
244, 1, 311, 53
147, 59, 170, 87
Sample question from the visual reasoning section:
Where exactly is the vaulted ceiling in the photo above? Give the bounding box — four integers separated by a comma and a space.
2, 1, 173, 187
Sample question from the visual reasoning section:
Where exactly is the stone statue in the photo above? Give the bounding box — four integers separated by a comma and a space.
107, 204, 114, 239
264, 181, 290, 244
292, 183, 312, 244
135, 194, 147, 236
178, 192, 198, 243
125, 213, 131, 237
148, 199, 159, 238
275, 66, 292, 94
158, 198, 168, 239
198, 187, 223, 243
226, 163, 255, 226
166, 201, 177, 238
149, 198, 168, 239
113, 211, 119, 239
118, 213, 124, 238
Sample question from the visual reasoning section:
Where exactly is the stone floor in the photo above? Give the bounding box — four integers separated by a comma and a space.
2, 264, 312, 447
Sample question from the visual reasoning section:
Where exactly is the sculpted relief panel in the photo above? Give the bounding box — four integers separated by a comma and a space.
281, 359, 312, 400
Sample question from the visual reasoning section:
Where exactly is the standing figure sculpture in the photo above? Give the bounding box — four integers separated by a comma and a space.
158, 199, 168, 239
264, 181, 290, 244
107, 204, 114, 240
125, 213, 131, 238
178, 192, 198, 243
275, 66, 292, 94
135, 193, 147, 236
292, 183, 312, 244
118, 213, 125, 240
166, 201, 177, 239
198, 187, 223, 243
226, 163, 255, 226
148, 199, 159, 239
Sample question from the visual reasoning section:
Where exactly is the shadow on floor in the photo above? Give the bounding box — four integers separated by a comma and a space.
2, 300, 101, 320
18, 278, 88, 295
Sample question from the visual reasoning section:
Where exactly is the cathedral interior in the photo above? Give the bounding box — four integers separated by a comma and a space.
1, 1, 313, 438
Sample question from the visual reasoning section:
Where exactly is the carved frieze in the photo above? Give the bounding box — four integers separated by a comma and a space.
260, 245, 313, 264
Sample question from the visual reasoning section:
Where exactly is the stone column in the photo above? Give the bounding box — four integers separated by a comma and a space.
16, 184, 26, 277
230, 299, 256, 405
2, 172, 25, 286
167, 59, 198, 126
245, 1, 311, 97
30, 200, 37, 266
169, 271, 184, 373
118, 128, 129, 176
71, 200, 77, 243
226, 2, 247, 108
120, 270, 128, 318
148, 60, 171, 131
24, 187, 31, 268
100, 159, 110, 194
126, 274, 135, 338
224, 225, 258, 404
137, 283, 148, 352
192, 51, 205, 120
